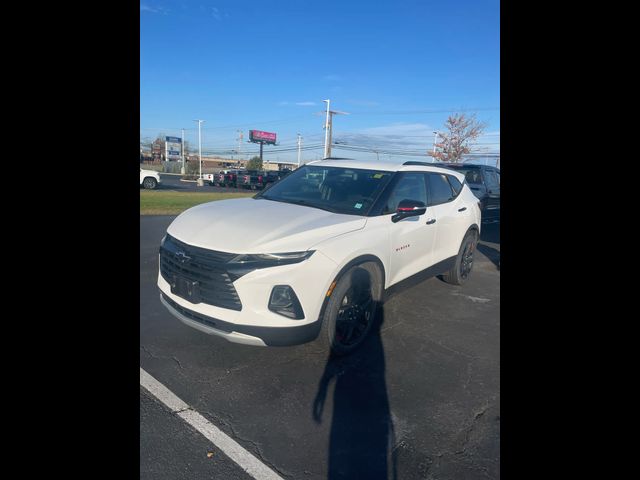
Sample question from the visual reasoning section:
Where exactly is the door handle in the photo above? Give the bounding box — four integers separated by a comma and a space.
426, 218, 436, 225
458, 207, 467, 212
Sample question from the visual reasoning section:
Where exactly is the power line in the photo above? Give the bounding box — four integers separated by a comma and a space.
348, 107, 500, 115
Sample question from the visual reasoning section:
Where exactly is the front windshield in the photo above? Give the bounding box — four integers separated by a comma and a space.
257, 165, 393, 216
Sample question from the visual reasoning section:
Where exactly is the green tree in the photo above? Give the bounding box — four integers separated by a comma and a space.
432, 113, 487, 163
246, 156, 263, 171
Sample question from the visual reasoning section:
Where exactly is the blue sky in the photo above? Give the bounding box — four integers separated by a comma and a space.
140, 0, 500, 163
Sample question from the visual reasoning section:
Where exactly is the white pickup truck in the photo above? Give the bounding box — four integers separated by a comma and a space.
202, 172, 218, 184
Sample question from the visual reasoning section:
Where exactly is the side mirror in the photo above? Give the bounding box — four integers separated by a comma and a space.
392, 199, 427, 223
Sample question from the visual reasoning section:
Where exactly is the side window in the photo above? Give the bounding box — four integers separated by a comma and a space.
382, 173, 428, 214
427, 173, 455, 206
485, 171, 499, 189
446, 175, 463, 197
465, 170, 483, 184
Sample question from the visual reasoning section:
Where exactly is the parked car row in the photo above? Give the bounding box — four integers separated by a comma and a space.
203, 169, 292, 190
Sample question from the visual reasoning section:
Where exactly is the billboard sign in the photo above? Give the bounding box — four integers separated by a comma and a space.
249, 130, 277, 145
165, 136, 182, 161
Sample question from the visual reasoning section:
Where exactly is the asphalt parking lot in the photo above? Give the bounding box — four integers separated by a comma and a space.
140, 215, 500, 479
154, 173, 242, 193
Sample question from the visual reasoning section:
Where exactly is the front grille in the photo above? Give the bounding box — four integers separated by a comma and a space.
160, 234, 242, 311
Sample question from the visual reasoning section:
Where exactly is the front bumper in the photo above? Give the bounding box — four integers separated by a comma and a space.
157, 249, 338, 346
160, 293, 322, 346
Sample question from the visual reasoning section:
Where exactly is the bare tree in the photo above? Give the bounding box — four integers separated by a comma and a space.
246, 156, 263, 171
432, 113, 487, 163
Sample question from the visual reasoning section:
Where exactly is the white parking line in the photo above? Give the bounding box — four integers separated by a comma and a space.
140, 367, 283, 480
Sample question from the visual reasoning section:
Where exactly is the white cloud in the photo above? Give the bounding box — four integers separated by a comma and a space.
140, 4, 168, 14
334, 123, 436, 150
334, 123, 500, 155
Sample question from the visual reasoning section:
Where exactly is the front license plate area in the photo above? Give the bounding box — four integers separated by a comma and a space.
171, 275, 201, 304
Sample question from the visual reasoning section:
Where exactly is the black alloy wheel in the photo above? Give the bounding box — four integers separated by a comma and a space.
334, 284, 374, 348
460, 240, 475, 280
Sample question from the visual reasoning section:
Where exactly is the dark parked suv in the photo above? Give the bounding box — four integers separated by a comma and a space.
443, 164, 500, 222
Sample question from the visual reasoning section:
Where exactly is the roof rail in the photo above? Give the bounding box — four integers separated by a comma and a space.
402, 161, 436, 166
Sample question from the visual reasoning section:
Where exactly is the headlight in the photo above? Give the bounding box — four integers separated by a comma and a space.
229, 251, 315, 266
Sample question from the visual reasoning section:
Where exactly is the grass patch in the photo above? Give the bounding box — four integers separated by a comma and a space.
140, 190, 254, 215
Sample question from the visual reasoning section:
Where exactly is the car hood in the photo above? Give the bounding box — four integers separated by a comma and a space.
167, 197, 367, 253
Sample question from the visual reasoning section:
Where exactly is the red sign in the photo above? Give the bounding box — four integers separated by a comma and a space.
249, 130, 277, 145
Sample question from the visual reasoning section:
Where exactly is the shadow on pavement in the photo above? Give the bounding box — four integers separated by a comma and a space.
478, 222, 500, 269
480, 222, 500, 244
312, 307, 396, 479
477, 243, 500, 269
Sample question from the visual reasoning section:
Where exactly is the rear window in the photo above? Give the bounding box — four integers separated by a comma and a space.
446, 175, 463, 196
448, 166, 483, 184
427, 173, 455, 206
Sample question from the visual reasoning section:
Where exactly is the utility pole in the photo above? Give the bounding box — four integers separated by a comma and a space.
194, 119, 204, 183
323, 99, 331, 159
236, 130, 243, 161
322, 99, 349, 159
181, 128, 185, 174
432, 131, 439, 161
297, 133, 302, 167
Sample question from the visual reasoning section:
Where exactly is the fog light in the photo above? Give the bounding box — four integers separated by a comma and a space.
269, 285, 304, 319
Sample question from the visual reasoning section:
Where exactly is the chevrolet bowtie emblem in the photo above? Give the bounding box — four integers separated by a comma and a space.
175, 251, 191, 263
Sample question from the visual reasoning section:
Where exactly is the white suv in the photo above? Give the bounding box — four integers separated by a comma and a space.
140, 168, 161, 189
157, 159, 481, 355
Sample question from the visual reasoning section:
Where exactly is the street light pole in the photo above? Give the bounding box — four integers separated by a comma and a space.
181, 128, 185, 174
323, 99, 331, 159
194, 119, 204, 179
297, 133, 302, 167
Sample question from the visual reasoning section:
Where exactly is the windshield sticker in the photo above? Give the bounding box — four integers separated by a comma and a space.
372, 173, 384, 179
354, 203, 363, 209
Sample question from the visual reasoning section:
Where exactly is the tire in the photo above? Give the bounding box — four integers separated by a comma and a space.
142, 177, 157, 190
318, 262, 383, 356
442, 230, 478, 285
